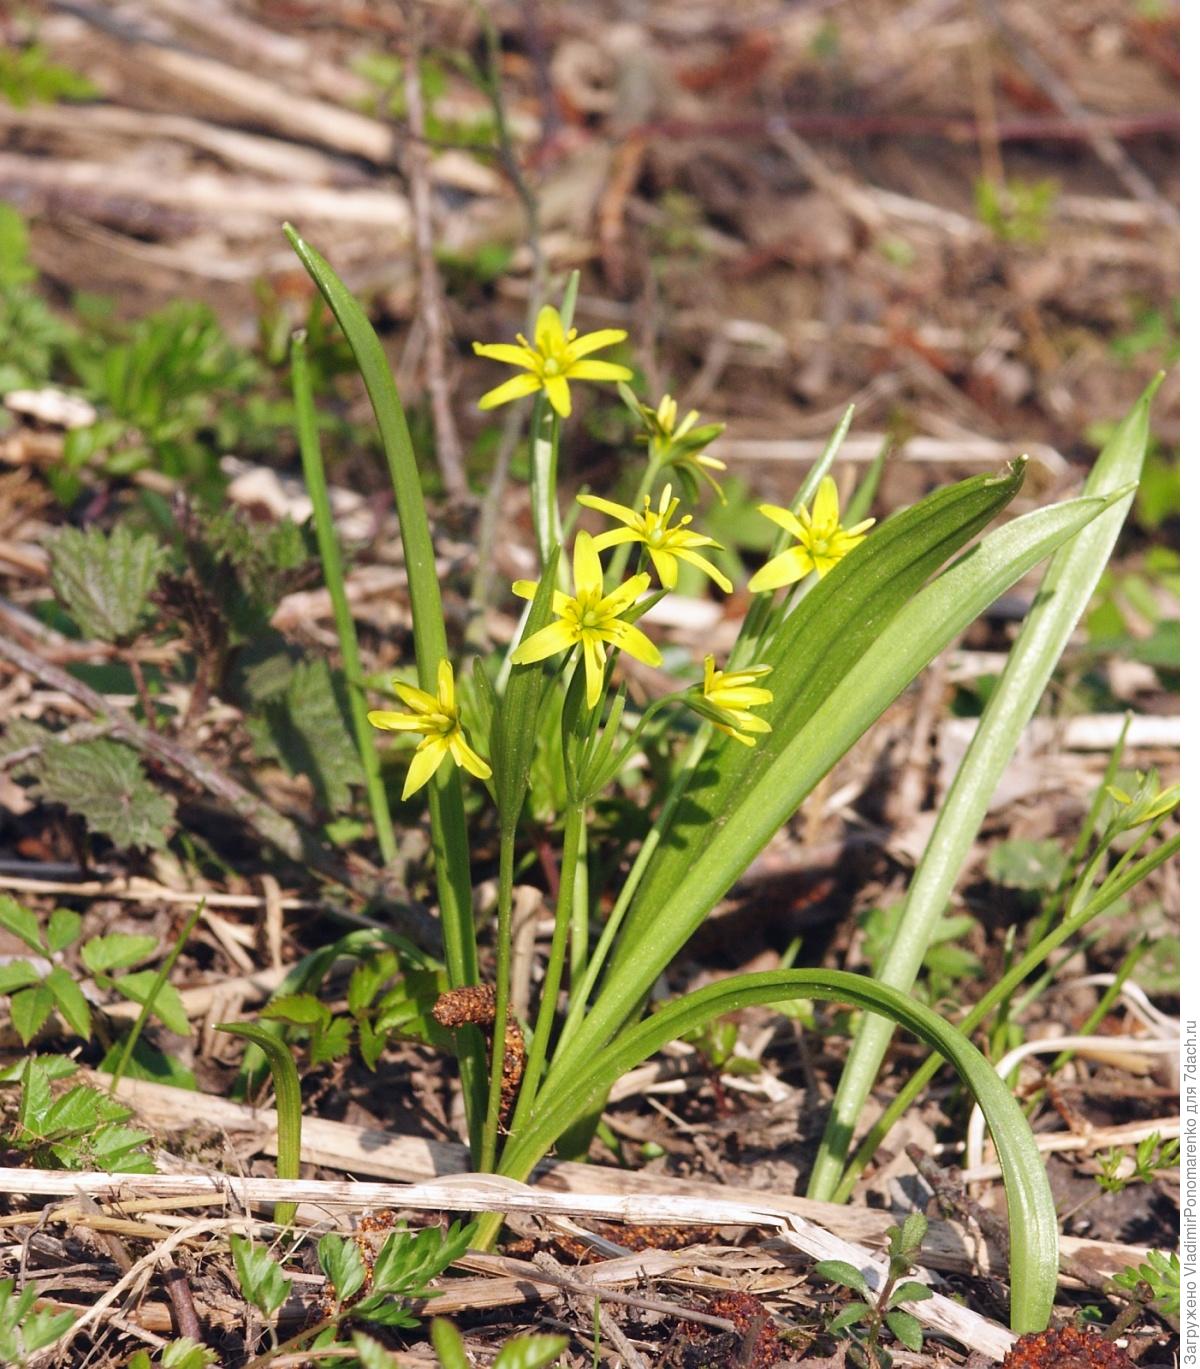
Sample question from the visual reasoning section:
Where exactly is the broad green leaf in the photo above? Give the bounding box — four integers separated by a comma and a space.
44, 965, 91, 1039
11, 983, 54, 1045
43, 1083, 131, 1136
893, 1213, 928, 1257
500, 970, 1058, 1333
0, 960, 41, 994
885, 1309, 924, 1351
310, 1015, 354, 1065
348, 950, 397, 1017
0, 896, 45, 953
113, 971, 189, 1036
556, 485, 1113, 1089
814, 1260, 870, 1296
431, 1318, 472, 1369
494, 1333, 570, 1369
889, 1281, 933, 1307
160, 1337, 220, 1368
99, 1037, 197, 1090
230, 1234, 292, 1318
260, 993, 331, 1028
30, 738, 176, 851
85, 1122, 156, 1173
372, 1221, 474, 1297
81, 933, 157, 975
48, 523, 166, 643
828, 1302, 870, 1334
45, 908, 81, 954
317, 1233, 366, 1304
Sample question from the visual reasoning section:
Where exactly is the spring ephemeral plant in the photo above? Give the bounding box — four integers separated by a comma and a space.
283, 225, 1157, 1332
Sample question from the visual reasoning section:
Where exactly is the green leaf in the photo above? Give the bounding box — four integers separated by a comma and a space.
160, 1337, 220, 1368
81, 933, 158, 975
372, 1221, 474, 1297
310, 1015, 354, 1065
888, 1281, 933, 1307
0, 960, 41, 994
98, 1037, 197, 1090
245, 658, 360, 813
348, 950, 397, 1017
431, 1318, 472, 1369
48, 523, 166, 644
31, 738, 176, 851
230, 1234, 292, 1318
893, 1213, 928, 1258
885, 1309, 924, 1351
11, 983, 54, 1045
113, 971, 190, 1036
814, 1260, 871, 1296
0, 896, 46, 953
317, 1233, 365, 1304
352, 1332, 402, 1369
260, 993, 332, 1028
86, 1122, 156, 1173
45, 908, 82, 954
986, 840, 1068, 891
493, 1332, 570, 1369
828, 1302, 871, 1334
501, 970, 1059, 1334
44, 965, 91, 1039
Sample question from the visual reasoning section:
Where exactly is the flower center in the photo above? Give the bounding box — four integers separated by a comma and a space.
542, 357, 562, 376
811, 536, 831, 556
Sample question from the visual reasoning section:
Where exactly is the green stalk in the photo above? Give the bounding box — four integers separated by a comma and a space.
216, 1021, 303, 1227
570, 808, 590, 987
479, 830, 516, 1172
108, 900, 206, 1091
507, 800, 586, 1143
285, 226, 485, 1160
808, 380, 1158, 1202
831, 831, 1178, 1201
290, 331, 395, 864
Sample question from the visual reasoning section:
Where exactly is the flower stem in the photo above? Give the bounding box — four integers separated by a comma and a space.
480, 826, 516, 1171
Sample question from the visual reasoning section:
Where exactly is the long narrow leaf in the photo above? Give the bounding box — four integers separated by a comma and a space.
809, 379, 1159, 1200
501, 969, 1058, 1332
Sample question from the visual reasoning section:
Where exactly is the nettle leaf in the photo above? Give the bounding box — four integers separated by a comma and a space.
230, 1234, 292, 1318
112, 971, 189, 1036
317, 1233, 365, 1304
45, 908, 82, 954
0, 895, 46, 953
246, 658, 359, 813
31, 738, 176, 851
48, 523, 166, 643
81, 933, 158, 975
814, 1260, 870, 1297
986, 839, 1068, 892
493, 1332, 569, 1369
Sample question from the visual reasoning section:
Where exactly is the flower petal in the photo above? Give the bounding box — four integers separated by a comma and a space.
534, 305, 566, 355
577, 493, 642, 529
403, 736, 450, 800
437, 659, 455, 713
392, 681, 441, 714
479, 372, 543, 410
648, 546, 679, 588
591, 528, 642, 552
367, 709, 434, 733
599, 571, 651, 616
544, 375, 572, 417
472, 342, 537, 369
812, 476, 840, 531
757, 503, 806, 541
449, 729, 493, 780
748, 547, 814, 592
566, 327, 628, 359
607, 620, 662, 667
573, 531, 604, 596
566, 359, 633, 382
673, 546, 733, 593
582, 635, 607, 708
511, 619, 579, 665
512, 579, 538, 599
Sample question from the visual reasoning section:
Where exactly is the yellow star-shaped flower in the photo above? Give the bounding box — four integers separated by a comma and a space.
748, 477, 875, 592
368, 659, 491, 800
473, 305, 632, 419
577, 484, 732, 593
511, 531, 661, 707
691, 655, 773, 746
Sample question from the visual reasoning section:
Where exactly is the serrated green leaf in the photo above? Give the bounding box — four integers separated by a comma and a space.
246, 658, 360, 813
44, 965, 91, 1039
86, 1123, 156, 1173
48, 523, 166, 643
230, 1234, 292, 1318
0, 896, 45, 953
11, 983, 55, 1045
828, 1302, 871, 1333
814, 1260, 870, 1296
317, 1233, 365, 1304
348, 950, 397, 1017
493, 1332, 569, 1369
113, 971, 189, 1036
885, 1309, 924, 1350
310, 1015, 354, 1065
42, 1083, 127, 1137
0, 960, 41, 994
160, 1337, 220, 1368
45, 908, 82, 955
32, 738, 175, 851
81, 933, 158, 974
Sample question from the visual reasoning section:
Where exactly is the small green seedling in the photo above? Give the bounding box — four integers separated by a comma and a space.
815, 1214, 933, 1369
127, 1338, 220, 1369
0, 1278, 77, 1367
1110, 1249, 1179, 1325
1094, 1131, 1180, 1196
431, 1315, 566, 1369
